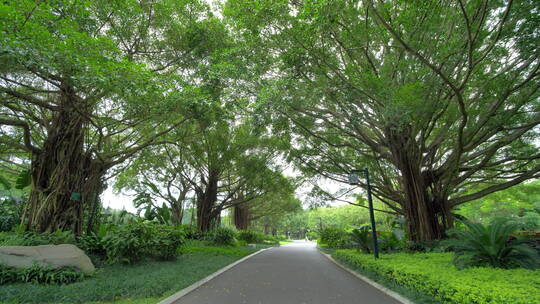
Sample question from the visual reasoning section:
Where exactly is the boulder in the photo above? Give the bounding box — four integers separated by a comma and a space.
0, 244, 95, 273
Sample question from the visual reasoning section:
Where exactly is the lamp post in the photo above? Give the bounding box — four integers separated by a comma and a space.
348, 168, 379, 259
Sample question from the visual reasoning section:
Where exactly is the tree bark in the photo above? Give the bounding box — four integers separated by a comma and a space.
196, 170, 220, 232
24, 96, 106, 235
387, 127, 453, 241
233, 204, 250, 230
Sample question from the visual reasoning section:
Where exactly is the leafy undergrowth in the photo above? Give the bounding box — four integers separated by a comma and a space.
334, 250, 540, 304
0, 245, 256, 304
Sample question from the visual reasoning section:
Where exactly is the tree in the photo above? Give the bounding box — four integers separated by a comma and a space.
0, 0, 224, 234
225, 0, 540, 240
457, 180, 540, 230
115, 146, 194, 226
233, 181, 301, 231
180, 121, 290, 231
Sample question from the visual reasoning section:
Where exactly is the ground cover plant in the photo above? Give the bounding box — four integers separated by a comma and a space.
0, 264, 85, 285
0, 243, 258, 304
334, 250, 540, 304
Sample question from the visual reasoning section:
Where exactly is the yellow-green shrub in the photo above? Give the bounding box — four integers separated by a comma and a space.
334, 250, 540, 304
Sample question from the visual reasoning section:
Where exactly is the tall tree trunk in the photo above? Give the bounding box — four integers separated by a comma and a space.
387, 127, 452, 241
171, 202, 183, 226
24, 96, 104, 235
233, 204, 250, 230
196, 170, 219, 232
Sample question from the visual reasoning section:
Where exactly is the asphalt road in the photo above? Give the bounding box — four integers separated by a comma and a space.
172, 241, 401, 304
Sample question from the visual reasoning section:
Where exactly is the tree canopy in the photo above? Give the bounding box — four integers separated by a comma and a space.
1, 0, 539, 240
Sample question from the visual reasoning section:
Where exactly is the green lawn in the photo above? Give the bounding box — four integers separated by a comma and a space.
333, 250, 540, 304
0, 246, 256, 304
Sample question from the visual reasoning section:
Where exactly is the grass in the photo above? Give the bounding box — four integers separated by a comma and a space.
0, 245, 257, 304
279, 240, 293, 245
333, 249, 540, 304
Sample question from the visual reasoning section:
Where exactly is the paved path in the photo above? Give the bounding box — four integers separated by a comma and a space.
173, 241, 401, 304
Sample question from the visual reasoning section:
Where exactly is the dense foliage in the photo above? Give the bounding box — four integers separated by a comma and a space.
444, 220, 539, 269
237, 230, 264, 244
201, 227, 237, 246
225, 0, 540, 241
335, 250, 540, 304
102, 222, 185, 264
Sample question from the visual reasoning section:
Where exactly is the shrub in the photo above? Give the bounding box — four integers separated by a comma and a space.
0, 198, 24, 232
204, 227, 236, 246
350, 226, 372, 253
334, 250, 540, 304
261, 234, 280, 245
0, 264, 85, 285
306, 231, 318, 240
179, 225, 202, 240
102, 223, 149, 264
377, 231, 406, 253
237, 230, 263, 244
150, 225, 184, 260
77, 233, 107, 259
444, 219, 540, 269
319, 227, 351, 249
102, 222, 185, 264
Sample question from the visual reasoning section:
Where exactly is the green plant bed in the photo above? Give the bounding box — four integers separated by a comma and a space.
334, 250, 540, 304
0, 246, 256, 304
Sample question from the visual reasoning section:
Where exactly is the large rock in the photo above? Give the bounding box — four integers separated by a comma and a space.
0, 244, 95, 273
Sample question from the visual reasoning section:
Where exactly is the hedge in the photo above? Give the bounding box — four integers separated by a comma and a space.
334, 250, 540, 304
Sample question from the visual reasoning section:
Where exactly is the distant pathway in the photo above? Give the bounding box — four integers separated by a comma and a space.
173, 241, 401, 304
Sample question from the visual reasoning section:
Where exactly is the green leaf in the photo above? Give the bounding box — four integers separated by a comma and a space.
0, 175, 11, 190
14, 170, 31, 189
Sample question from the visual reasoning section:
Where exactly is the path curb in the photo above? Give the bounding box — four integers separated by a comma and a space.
157, 247, 272, 304
318, 249, 414, 304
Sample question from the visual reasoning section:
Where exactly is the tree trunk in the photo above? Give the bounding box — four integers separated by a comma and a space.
387, 127, 453, 241
196, 170, 219, 232
233, 204, 250, 230
24, 97, 105, 235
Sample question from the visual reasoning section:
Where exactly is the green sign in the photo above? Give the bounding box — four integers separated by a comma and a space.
70, 192, 81, 201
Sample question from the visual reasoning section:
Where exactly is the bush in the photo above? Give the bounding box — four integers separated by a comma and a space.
306, 231, 318, 240
102, 222, 185, 264
179, 225, 202, 240
334, 250, 540, 304
150, 225, 184, 260
319, 227, 351, 249
237, 230, 263, 244
0, 198, 24, 232
261, 234, 280, 245
0, 264, 85, 285
350, 226, 372, 253
77, 233, 107, 259
204, 227, 236, 246
377, 231, 406, 253
444, 219, 540, 269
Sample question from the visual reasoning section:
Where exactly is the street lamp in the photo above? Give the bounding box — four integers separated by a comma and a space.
348, 168, 380, 259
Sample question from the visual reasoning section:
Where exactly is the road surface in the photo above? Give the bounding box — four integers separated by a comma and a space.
173, 241, 401, 304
